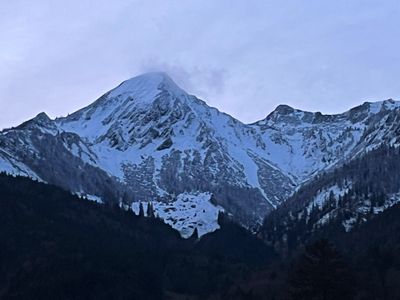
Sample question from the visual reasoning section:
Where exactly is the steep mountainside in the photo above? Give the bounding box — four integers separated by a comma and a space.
55, 73, 296, 224
1, 71, 400, 234
252, 99, 400, 182
260, 145, 400, 254
0, 113, 123, 202
0, 73, 294, 230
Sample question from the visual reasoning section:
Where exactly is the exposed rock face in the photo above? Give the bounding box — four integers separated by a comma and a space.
1, 72, 400, 230
0, 117, 123, 202
252, 99, 400, 182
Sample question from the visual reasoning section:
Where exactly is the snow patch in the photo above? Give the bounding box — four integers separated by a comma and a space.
76, 192, 104, 204
131, 192, 224, 238
307, 183, 351, 213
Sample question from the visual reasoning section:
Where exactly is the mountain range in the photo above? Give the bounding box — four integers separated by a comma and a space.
1, 71, 399, 237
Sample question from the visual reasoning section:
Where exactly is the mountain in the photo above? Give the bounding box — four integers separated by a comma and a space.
1, 71, 400, 236
55, 72, 297, 225
252, 99, 400, 181
260, 144, 400, 255
0, 72, 294, 232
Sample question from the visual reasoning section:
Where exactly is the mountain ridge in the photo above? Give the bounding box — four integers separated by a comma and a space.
1, 72, 400, 236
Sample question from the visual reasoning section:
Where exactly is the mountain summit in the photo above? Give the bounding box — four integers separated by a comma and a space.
1, 72, 400, 236
109, 72, 185, 101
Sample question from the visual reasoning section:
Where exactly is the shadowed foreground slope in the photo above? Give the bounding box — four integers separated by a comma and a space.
0, 173, 273, 300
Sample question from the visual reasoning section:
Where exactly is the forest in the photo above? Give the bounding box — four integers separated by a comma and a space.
1, 166, 400, 299
0, 172, 274, 299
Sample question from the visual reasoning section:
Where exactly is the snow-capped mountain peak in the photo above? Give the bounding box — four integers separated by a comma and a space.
56, 72, 192, 145
28, 72, 293, 228
2, 72, 400, 236
108, 71, 186, 105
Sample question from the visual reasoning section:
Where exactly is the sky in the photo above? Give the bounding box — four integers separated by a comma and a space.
1, 0, 400, 129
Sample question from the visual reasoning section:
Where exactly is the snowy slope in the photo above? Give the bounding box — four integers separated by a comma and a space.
261, 144, 400, 246
252, 99, 400, 182
1, 72, 400, 236
54, 72, 294, 226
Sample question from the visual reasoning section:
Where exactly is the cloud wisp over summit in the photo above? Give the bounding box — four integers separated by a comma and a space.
1, 0, 400, 129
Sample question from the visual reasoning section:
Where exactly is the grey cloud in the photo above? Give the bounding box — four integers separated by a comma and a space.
140, 60, 227, 99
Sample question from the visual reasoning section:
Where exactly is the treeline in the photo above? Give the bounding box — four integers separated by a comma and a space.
261, 144, 400, 254
0, 173, 274, 299
244, 144, 400, 299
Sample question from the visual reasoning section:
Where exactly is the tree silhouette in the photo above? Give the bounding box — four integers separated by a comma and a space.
138, 202, 144, 217
189, 227, 199, 240
146, 202, 155, 218
289, 239, 354, 300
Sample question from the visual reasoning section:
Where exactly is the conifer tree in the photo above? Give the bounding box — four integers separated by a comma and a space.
138, 202, 144, 217
289, 239, 353, 300
146, 202, 155, 218
190, 227, 199, 240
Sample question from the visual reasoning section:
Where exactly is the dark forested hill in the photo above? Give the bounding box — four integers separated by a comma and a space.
0, 173, 274, 300
261, 145, 400, 255
252, 145, 400, 299
214, 201, 400, 300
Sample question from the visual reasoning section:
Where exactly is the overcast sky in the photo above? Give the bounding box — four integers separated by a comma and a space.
1, 0, 400, 129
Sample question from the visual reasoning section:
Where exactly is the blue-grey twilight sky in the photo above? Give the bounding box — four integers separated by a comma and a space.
1, 0, 400, 129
